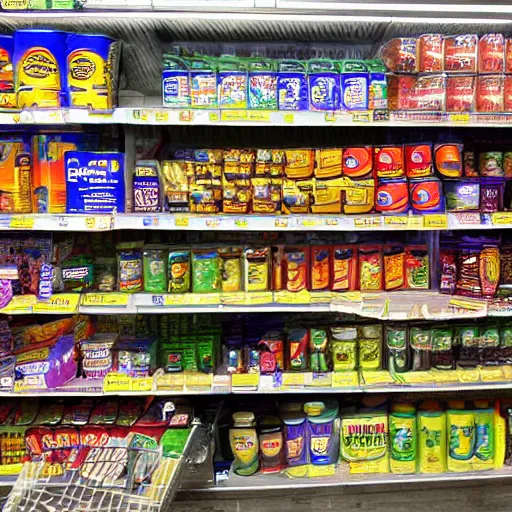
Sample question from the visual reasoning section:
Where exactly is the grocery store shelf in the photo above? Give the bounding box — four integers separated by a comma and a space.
2, 108, 512, 127
199, 468, 512, 493
2, 211, 512, 233
0, 291, 499, 321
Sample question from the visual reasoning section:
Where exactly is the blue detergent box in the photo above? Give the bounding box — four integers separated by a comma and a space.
65, 151, 125, 213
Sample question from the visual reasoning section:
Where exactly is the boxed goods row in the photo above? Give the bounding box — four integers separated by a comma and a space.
381, 34, 512, 74
221, 397, 508, 478
137, 145, 512, 215
162, 55, 387, 111
0, 29, 119, 110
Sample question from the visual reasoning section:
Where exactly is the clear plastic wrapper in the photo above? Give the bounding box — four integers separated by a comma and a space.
418, 34, 444, 73
444, 35, 478, 73
380, 37, 417, 73
445, 75, 476, 112
476, 74, 505, 112
479, 34, 505, 74
388, 74, 446, 111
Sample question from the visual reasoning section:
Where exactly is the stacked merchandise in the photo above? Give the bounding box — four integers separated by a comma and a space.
220, 397, 507, 479
136, 144, 512, 216
162, 53, 387, 111
0, 29, 119, 110
0, 396, 195, 484
381, 34, 512, 113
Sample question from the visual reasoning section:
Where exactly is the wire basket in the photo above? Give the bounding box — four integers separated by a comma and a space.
3, 424, 200, 512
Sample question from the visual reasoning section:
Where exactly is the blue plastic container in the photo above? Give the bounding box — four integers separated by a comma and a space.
308, 60, 340, 111
277, 60, 309, 111
340, 60, 369, 111
66, 33, 118, 110
65, 151, 125, 213
14, 29, 68, 108
248, 59, 278, 110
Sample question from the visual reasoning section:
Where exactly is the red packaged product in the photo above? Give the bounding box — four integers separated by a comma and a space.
476, 75, 504, 112
374, 146, 404, 178
358, 245, 383, 292
283, 247, 309, 292
375, 178, 409, 214
444, 34, 478, 73
380, 37, 417, 73
383, 244, 406, 291
446, 75, 476, 112
504, 75, 512, 112
405, 144, 433, 178
310, 246, 331, 291
332, 245, 358, 292
418, 34, 444, 73
464, 151, 477, 177
342, 146, 373, 179
439, 249, 457, 294
53, 427, 80, 466
506, 38, 512, 73
388, 75, 446, 111
479, 34, 505, 73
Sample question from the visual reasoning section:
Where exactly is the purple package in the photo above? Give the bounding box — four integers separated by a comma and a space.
480, 177, 504, 213
282, 412, 308, 466
15, 334, 76, 390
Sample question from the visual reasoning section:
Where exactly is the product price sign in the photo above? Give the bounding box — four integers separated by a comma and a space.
384, 216, 408, 228
221, 110, 248, 122
331, 371, 359, 388
220, 292, 246, 305
131, 376, 154, 392
33, 294, 80, 314
456, 367, 480, 383
0, 295, 37, 314
84, 215, 113, 231
423, 214, 448, 229
208, 111, 220, 122
309, 372, 332, 387
244, 292, 273, 305
231, 373, 259, 388
361, 370, 395, 386
274, 289, 311, 304
103, 372, 131, 392
234, 218, 248, 228
174, 216, 189, 227
310, 291, 334, 304
247, 111, 271, 122
9, 216, 35, 230
479, 367, 504, 382
354, 216, 382, 229
275, 218, 288, 228
81, 293, 129, 307
282, 372, 305, 388
190, 293, 220, 306
492, 212, 512, 225
154, 110, 169, 123
184, 372, 213, 390
156, 372, 184, 391
283, 113, 294, 124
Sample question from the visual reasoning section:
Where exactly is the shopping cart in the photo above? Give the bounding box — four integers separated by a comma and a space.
2, 422, 203, 512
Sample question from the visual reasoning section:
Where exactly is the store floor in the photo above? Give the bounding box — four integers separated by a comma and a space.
176, 480, 511, 512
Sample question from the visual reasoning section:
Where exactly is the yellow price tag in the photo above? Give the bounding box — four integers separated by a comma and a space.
407, 216, 424, 229
155, 110, 169, 122
492, 212, 512, 225
81, 292, 129, 307
33, 294, 80, 314
247, 111, 270, 122
310, 291, 334, 304
399, 371, 435, 385
449, 113, 470, 124
9, 216, 35, 229
456, 368, 480, 383
332, 371, 359, 388
174, 216, 189, 227
324, 113, 336, 123
188, 293, 219, 305
245, 292, 273, 305
221, 292, 246, 305
159, 294, 187, 306
131, 377, 153, 392
84, 215, 111, 230
361, 370, 395, 386
302, 218, 322, 227
235, 219, 248, 228
309, 373, 332, 387
352, 112, 370, 123
208, 111, 220, 122
221, 110, 248, 122
179, 110, 193, 122
384, 216, 408, 228
479, 367, 504, 382
284, 113, 294, 124
0, 295, 37, 314
274, 289, 311, 304
423, 214, 448, 229
156, 373, 184, 390
103, 372, 131, 392
232, 373, 259, 388
282, 373, 305, 387
354, 216, 381, 229
184, 372, 213, 389
275, 218, 288, 228
431, 370, 459, 383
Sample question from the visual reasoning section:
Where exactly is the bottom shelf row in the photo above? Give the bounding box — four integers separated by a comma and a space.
1, 394, 512, 493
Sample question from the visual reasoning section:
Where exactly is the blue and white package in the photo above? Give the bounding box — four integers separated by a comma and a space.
340, 61, 369, 111
65, 151, 125, 213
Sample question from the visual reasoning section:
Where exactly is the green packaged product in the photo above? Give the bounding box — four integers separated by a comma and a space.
168, 251, 191, 293
358, 324, 382, 370
161, 428, 192, 458
386, 325, 409, 374
390, 412, 417, 474
409, 327, 431, 371
331, 327, 357, 372
143, 248, 167, 293
418, 411, 447, 474
431, 327, 454, 370
192, 249, 221, 293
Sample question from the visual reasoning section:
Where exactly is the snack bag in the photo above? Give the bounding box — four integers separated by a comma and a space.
359, 245, 383, 292
341, 177, 375, 214
386, 325, 409, 374
219, 246, 243, 293
446, 75, 476, 112
312, 177, 343, 213
191, 249, 221, 293
244, 247, 270, 292
405, 245, 429, 289
341, 413, 389, 473
190, 149, 222, 214
476, 75, 504, 112
168, 250, 191, 293
380, 38, 417, 73
375, 178, 409, 214
332, 245, 358, 292
405, 144, 433, 178
161, 154, 193, 213
342, 147, 372, 179
311, 246, 331, 291
118, 249, 143, 293
479, 34, 505, 73
384, 244, 405, 291
284, 149, 314, 179
133, 160, 162, 213
253, 149, 283, 214
358, 324, 382, 371
315, 148, 342, 179
480, 178, 504, 213
418, 34, 444, 73
282, 178, 313, 214
367, 59, 388, 110
374, 146, 404, 179
223, 149, 254, 214
143, 248, 167, 293
444, 35, 478, 72
283, 247, 309, 293
331, 326, 358, 372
